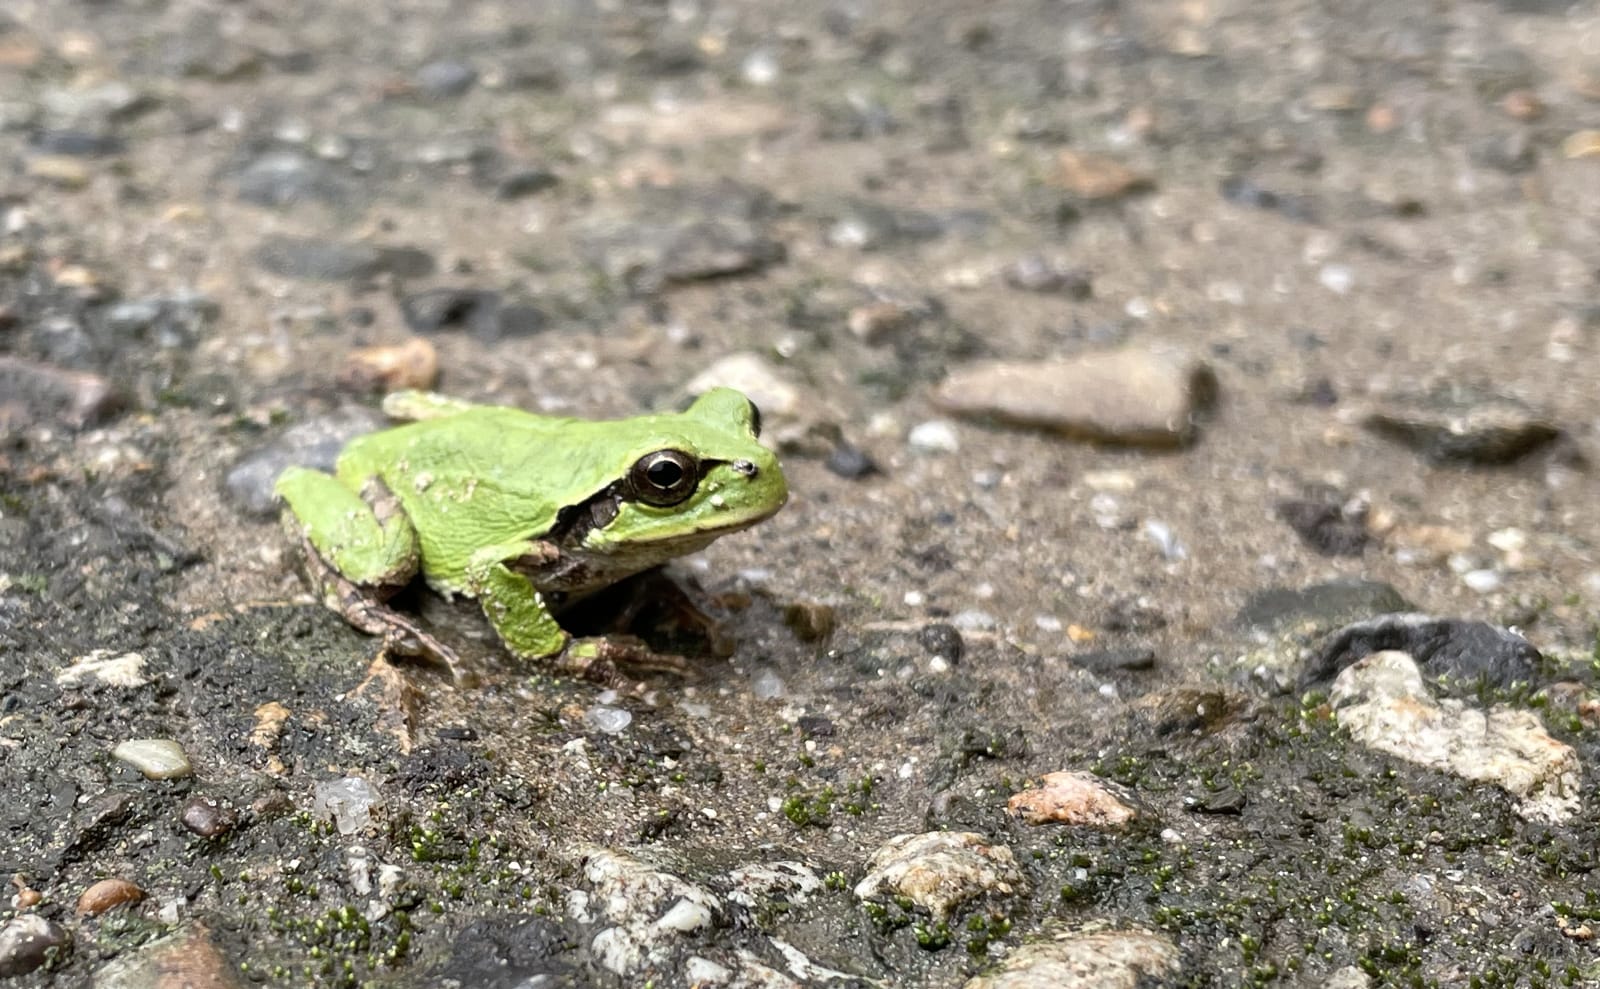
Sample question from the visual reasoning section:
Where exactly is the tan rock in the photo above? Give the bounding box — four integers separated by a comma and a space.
1008, 771, 1137, 827
90, 924, 242, 989
934, 347, 1217, 448
1054, 150, 1153, 200
964, 929, 1181, 988
855, 831, 1022, 920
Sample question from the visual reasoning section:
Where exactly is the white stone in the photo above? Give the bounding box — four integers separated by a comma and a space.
962, 929, 1181, 988
577, 846, 722, 978
312, 776, 382, 835
111, 739, 192, 780
584, 706, 633, 735
1331, 650, 1581, 823
855, 831, 1023, 919
57, 650, 148, 688
908, 419, 961, 454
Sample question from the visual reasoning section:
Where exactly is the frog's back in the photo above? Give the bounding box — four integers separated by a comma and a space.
338, 407, 580, 582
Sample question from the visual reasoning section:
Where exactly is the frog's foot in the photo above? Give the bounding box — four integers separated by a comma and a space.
601, 570, 737, 659
293, 531, 465, 682
556, 635, 691, 691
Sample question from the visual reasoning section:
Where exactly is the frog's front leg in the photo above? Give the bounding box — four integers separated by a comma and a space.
465, 542, 690, 686
275, 467, 460, 672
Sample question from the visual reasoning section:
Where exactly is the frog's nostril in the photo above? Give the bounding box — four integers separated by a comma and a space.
731, 459, 758, 477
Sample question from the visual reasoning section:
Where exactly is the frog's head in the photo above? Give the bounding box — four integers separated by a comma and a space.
566, 387, 787, 559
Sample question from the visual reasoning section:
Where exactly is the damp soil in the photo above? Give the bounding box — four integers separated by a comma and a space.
4, 1, 1600, 987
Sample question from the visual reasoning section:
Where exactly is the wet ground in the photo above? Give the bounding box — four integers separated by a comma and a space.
4, 0, 1600, 986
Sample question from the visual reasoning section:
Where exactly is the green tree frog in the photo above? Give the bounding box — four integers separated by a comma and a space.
274, 387, 787, 682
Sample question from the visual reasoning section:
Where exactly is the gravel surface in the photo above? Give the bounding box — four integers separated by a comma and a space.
4, 1, 1600, 987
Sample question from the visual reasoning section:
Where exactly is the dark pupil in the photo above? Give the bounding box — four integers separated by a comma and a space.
647, 459, 684, 489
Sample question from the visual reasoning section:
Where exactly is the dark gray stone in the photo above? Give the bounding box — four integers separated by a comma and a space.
1302, 614, 1543, 688
1072, 647, 1157, 673
825, 444, 879, 479
225, 407, 386, 517
1275, 498, 1369, 557
1363, 391, 1560, 465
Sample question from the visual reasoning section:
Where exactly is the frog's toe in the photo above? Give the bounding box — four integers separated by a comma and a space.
557, 635, 692, 685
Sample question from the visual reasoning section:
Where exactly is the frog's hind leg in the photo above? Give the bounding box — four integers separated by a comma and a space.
276, 467, 418, 586
276, 467, 460, 673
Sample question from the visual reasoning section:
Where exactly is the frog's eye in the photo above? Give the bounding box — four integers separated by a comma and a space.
628, 449, 699, 507
745, 398, 763, 439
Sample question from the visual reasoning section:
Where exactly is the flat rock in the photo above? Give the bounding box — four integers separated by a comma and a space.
1331, 651, 1580, 824
1054, 150, 1155, 201
1276, 497, 1369, 556
1303, 613, 1541, 688
963, 929, 1181, 988
1007, 771, 1139, 827
252, 236, 436, 281
112, 738, 193, 780
1362, 391, 1561, 465
854, 831, 1022, 920
1235, 579, 1412, 631
234, 151, 350, 208
934, 347, 1218, 448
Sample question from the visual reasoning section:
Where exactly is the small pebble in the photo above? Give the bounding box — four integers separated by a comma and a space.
337, 337, 439, 393
413, 60, 477, 98
1144, 520, 1187, 561
77, 878, 145, 917
179, 796, 239, 838
825, 443, 879, 479
908, 419, 960, 454
782, 601, 836, 642
918, 622, 964, 664
0, 915, 71, 978
26, 155, 92, 188
1007, 771, 1138, 827
751, 668, 787, 699
741, 48, 780, 85
1003, 255, 1093, 297
846, 300, 915, 345
313, 777, 381, 835
583, 705, 633, 735
1462, 569, 1503, 594
1054, 149, 1153, 200
933, 348, 1217, 448
1319, 264, 1354, 294
112, 739, 193, 780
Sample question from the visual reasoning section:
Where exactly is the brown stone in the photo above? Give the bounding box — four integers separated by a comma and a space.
77, 878, 145, 917
338, 336, 439, 393
1053, 150, 1153, 200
